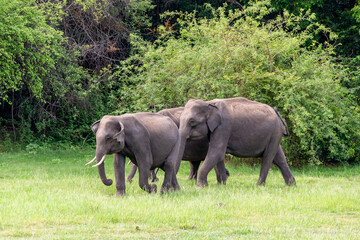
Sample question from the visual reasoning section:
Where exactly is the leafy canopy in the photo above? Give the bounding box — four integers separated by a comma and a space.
0, 0, 65, 103
112, 1, 360, 165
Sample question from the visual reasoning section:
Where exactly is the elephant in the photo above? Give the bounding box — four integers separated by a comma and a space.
126, 107, 230, 182
86, 112, 180, 195
175, 97, 296, 187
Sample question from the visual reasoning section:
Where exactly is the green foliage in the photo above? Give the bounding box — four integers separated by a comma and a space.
272, 0, 360, 57
1, 0, 359, 165
52, 0, 155, 72
0, 0, 64, 103
112, 2, 360, 165
0, 0, 109, 144
271, 0, 324, 11
352, 1, 360, 23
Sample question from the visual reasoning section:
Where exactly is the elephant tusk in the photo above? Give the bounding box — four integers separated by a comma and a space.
127, 160, 132, 165
85, 156, 96, 166
92, 155, 106, 168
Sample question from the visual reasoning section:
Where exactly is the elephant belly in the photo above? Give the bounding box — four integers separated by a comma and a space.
226, 139, 266, 158
150, 133, 178, 167
226, 147, 264, 158
226, 124, 272, 158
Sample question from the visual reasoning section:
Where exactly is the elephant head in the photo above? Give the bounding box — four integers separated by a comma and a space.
174, 99, 222, 168
86, 116, 126, 186
179, 99, 222, 140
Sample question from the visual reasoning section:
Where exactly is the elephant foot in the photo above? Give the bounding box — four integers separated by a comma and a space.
115, 190, 126, 196
147, 184, 157, 194
160, 185, 171, 194
196, 180, 208, 188
188, 174, 197, 181
160, 182, 180, 194
160, 187, 169, 194
285, 177, 296, 186
256, 180, 266, 186
127, 178, 133, 183
173, 183, 180, 191
160, 186, 179, 194
141, 183, 157, 193
217, 181, 226, 185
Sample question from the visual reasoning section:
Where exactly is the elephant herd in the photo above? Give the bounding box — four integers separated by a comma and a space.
86, 97, 296, 196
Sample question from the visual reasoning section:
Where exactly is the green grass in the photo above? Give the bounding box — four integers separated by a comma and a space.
0, 148, 360, 239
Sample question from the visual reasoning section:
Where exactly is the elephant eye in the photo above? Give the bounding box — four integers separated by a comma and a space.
189, 119, 197, 127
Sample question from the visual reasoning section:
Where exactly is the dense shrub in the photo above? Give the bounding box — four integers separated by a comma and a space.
0, 0, 106, 143
0, 0, 63, 103
111, 2, 360, 165
56, 0, 154, 72
0, 0, 157, 145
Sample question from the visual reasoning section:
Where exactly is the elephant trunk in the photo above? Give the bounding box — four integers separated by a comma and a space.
174, 131, 188, 172
95, 153, 113, 186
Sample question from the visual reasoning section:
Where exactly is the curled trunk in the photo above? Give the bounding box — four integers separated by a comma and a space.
96, 153, 113, 186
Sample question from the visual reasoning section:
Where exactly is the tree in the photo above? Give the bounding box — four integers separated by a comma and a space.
271, 0, 360, 57
112, 2, 360, 165
56, 0, 154, 72
0, 0, 97, 143
0, 0, 64, 104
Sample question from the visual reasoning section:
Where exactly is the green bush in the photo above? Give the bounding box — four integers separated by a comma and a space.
0, 0, 63, 102
111, 1, 360, 165
0, 0, 106, 144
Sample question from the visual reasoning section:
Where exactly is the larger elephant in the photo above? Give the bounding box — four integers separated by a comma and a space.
127, 107, 229, 182
175, 97, 296, 187
86, 113, 180, 195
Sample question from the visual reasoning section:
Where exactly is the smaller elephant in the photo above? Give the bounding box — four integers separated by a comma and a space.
86, 113, 180, 195
126, 107, 230, 183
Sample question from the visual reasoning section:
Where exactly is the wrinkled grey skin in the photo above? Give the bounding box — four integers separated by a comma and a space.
175, 97, 296, 187
127, 107, 230, 182
91, 113, 180, 195
159, 107, 210, 180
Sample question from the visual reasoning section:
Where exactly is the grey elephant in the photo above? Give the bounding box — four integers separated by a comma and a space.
86, 113, 180, 195
126, 107, 230, 182
175, 97, 296, 187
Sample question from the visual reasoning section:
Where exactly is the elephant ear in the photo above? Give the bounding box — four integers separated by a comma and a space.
207, 104, 222, 132
113, 121, 125, 148
91, 120, 101, 134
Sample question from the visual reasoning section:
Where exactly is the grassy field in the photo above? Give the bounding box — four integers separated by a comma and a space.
0, 148, 359, 239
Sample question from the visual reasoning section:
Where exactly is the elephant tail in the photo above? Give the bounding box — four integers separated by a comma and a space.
274, 107, 289, 136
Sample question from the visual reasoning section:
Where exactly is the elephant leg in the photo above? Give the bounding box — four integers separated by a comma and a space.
127, 164, 137, 183
160, 139, 181, 193
273, 146, 296, 186
161, 160, 180, 193
225, 168, 230, 177
197, 159, 220, 187
171, 168, 180, 191
188, 161, 200, 180
197, 144, 227, 187
256, 141, 280, 186
214, 160, 227, 185
138, 167, 157, 193
150, 169, 159, 182
114, 153, 126, 196
136, 155, 157, 193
